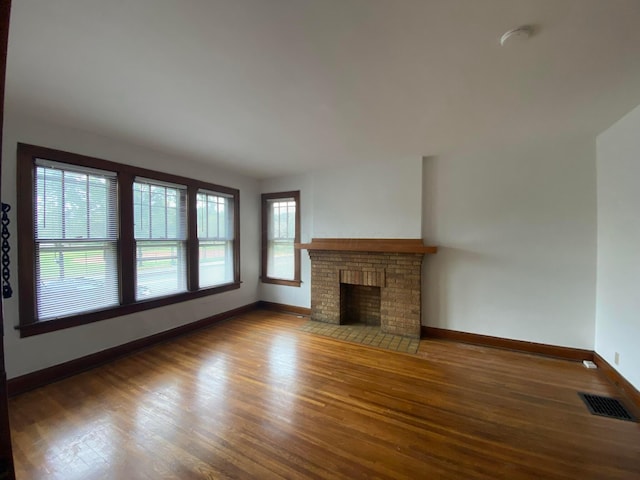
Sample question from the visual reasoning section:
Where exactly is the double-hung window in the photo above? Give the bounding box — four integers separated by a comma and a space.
261, 191, 300, 286
133, 178, 188, 299
34, 159, 118, 320
197, 190, 235, 288
17, 143, 241, 337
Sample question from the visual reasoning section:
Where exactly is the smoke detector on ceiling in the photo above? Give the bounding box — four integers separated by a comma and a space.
500, 26, 533, 46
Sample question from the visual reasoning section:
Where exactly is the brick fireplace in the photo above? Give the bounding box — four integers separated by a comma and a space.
298, 239, 437, 338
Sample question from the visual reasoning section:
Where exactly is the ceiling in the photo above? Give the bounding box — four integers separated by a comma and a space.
5, 0, 640, 179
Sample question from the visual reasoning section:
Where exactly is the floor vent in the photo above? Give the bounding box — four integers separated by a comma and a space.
578, 393, 637, 422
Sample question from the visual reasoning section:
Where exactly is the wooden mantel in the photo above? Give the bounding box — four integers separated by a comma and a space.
295, 238, 437, 254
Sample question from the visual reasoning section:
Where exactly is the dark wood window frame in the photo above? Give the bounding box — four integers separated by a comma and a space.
261, 191, 301, 287
17, 143, 241, 338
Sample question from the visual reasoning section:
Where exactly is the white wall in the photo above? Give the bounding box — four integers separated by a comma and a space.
312, 158, 422, 239
595, 103, 640, 390
422, 137, 597, 349
1, 113, 260, 379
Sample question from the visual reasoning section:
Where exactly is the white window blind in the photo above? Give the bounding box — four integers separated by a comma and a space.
196, 190, 234, 287
133, 178, 187, 299
266, 198, 296, 280
34, 159, 119, 320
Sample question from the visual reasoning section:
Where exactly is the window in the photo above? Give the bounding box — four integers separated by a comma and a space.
261, 191, 300, 286
197, 191, 235, 288
134, 179, 187, 299
17, 143, 240, 337
35, 160, 118, 320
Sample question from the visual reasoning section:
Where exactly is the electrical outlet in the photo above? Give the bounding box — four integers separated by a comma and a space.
614, 352, 620, 365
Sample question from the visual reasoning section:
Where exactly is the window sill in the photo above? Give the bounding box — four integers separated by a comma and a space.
17, 282, 241, 338
260, 277, 302, 287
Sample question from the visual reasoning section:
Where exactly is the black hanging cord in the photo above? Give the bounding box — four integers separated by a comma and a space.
1, 202, 12, 299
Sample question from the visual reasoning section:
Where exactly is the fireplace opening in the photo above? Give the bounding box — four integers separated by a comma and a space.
340, 284, 381, 326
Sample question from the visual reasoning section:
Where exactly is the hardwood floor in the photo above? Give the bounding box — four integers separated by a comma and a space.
8, 310, 640, 479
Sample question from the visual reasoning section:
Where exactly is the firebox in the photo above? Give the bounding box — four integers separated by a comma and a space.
340, 284, 381, 326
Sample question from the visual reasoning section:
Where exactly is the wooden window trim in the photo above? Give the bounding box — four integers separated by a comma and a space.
261, 191, 301, 287
16, 143, 241, 338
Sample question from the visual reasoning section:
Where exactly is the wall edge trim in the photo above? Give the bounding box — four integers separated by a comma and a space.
257, 301, 311, 316
422, 326, 594, 362
593, 352, 640, 411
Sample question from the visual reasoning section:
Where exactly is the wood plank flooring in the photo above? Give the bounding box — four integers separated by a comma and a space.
8, 310, 640, 479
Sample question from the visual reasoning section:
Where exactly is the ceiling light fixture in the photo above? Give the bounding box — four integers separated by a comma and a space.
500, 25, 533, 46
